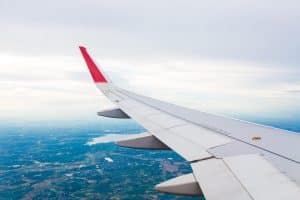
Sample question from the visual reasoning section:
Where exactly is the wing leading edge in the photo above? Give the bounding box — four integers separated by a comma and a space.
79, 46, 300, 200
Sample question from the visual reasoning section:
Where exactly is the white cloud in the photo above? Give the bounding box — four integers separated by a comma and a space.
106, 58, 300, 118
1, 52, 299, 122
0, 54, 116, 122
0, 1, 300, 122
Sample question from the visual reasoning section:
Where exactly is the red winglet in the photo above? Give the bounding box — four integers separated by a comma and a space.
79, 46, 108, 83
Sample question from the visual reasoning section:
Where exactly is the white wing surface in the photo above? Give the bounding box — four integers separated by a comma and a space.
79, 46, 300, 199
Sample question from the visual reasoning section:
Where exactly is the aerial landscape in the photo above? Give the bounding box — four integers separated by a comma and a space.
1, 117, 299, 199
0, 119, 200, 199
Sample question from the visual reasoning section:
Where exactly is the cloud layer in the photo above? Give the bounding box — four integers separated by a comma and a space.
1, 1, 300, 122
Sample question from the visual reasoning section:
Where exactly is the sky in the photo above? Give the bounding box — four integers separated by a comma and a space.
1, 1, 300, 123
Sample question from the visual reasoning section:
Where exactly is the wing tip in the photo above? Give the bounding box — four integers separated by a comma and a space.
79, 45, 86, 50
79, 45, 108, 83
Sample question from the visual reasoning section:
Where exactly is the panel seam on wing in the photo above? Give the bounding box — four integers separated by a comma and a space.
114, 88, 300, 164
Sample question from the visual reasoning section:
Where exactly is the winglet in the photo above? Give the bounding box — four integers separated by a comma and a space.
79, 46, 108, 83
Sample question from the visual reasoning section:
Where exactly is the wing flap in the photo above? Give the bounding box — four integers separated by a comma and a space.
223, 154, 300, 200
192, 158, 252, 200
154, 130, 213, 161
192, 155, 300, 200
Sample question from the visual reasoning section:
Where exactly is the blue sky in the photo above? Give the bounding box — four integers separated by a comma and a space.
0, 1, 300, 122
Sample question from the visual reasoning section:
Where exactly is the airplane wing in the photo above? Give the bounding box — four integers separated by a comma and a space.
79, 46, 300, 200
